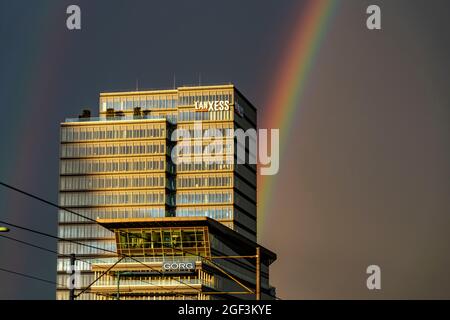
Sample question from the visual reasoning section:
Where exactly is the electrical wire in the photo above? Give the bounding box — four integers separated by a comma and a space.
0, 233, 187, 299
0, 180, 282, 300
0, 266, 65, 287
0, 181, 96, 223
0, 219, 204, 298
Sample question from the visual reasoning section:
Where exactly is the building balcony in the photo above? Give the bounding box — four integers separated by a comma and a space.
91, 277, 214, 294
91, 255, 207, 267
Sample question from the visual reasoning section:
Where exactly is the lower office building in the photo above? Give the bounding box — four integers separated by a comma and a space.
57, 84, 277, 300
90, 217, 276, 300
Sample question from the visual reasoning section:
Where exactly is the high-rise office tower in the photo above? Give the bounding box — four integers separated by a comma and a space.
57, 84, 277, 300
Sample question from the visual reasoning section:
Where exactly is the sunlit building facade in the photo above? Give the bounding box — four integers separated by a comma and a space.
57, 84, 276, 300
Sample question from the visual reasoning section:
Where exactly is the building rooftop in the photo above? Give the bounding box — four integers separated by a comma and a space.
99, 84, 235, 97
97, 216, 277, 265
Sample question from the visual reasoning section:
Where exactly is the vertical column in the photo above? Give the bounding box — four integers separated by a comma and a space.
69, 253, 76, 300
256, 247, 261, 300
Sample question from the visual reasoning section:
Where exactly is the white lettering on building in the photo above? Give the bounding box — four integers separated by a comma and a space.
194, 100, 230, 112
162, 262, 195, 271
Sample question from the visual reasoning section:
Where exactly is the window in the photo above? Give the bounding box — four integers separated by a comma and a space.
61, 123, 167, 142
59, 190, 166, 207
115, 227, 210, 257
176, 190, 232, 206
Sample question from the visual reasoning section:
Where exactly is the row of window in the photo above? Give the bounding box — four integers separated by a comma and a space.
57, 292, 200, 301
117, 228, 207, 250
62, 114, 238, 142
61, 141, 166, 158
178, 91, 233, 106
100, 91, 233, 111
58, 207, 167, 223
176, 141, 233, 156
176, 122, 234, 136
58, 256, 203, 273
177, 173, 233, 189
100, 95, 178, 111
59, 190, 166, 207
174, 129, 234, 141
178, 110, 233, 122
58, 224, 114, 239
57, 257, 92, 272
177, 159, 233, 172
94, 275, 212, 288
60, 174, 168, 191
60, 158, 235, 176
60, 157, 168, 175
58, 240, 116, 255
61, 124, 166, 142
176, 206, 233, 220
176, 190, 233, 205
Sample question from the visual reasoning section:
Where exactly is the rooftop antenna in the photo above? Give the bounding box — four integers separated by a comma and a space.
135, 78, 139, 91
173, 73, 176, 89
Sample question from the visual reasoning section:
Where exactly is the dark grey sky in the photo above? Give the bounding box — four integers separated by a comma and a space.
0, 0, 449, 299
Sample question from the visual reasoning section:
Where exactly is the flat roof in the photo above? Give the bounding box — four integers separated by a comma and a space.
100, 84, 235, 97
97, 216, 276, 265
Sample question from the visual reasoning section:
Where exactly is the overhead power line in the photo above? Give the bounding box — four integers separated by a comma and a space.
0, 181, 96, 223
0, 219, 202, 297
0, 234, 93, 265
0, 180, 282, 300
0, 266, 62, 287
0, 233, 186, 298
0, 234, 58, 255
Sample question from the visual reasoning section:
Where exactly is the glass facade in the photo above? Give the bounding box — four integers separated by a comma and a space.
60, 173, 168, 191
61, 140, 166, 158
99, 93, 178, 112
178, 110, 233, 122
176, 206, 233, 220
58, 207, 166, 223
60, 156, 169, 174
176, 190, 233, 205
60, 190, 166, 207
58, 240, 116, 255
177, 157, 234, 172
61, 123, 166, 142
58, 119, 173, 299
178, 89, 233, 106
58, 224, 114, 239
176, 122, 234, 138
177, 173, 233, 189
116, 226, 210, 258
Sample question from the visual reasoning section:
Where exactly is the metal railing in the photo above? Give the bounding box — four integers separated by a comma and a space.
92, 278, 213, 288
65, 115, 168, 123
91, 255, 206, 266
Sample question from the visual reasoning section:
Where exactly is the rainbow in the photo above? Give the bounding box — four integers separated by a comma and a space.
258, 0, 339, 238
0, 3, 69, 297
